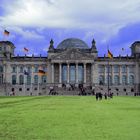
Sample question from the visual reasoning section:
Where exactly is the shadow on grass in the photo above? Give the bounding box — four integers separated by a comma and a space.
0, 96, 53, 109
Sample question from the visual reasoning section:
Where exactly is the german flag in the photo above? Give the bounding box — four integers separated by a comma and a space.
38, 70, 46, 75
4, 30, 10, 36
108, 50, 113, 58
24, 47, 29, 52
3, 52, 7, 57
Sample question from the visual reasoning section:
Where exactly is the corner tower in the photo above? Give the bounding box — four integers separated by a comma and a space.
0, 41, 15, 58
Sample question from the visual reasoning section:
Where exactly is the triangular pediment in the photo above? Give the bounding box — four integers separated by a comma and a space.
51, 49, 94, 60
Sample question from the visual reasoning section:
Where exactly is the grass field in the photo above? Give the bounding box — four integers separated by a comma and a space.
0, 96, 140, 140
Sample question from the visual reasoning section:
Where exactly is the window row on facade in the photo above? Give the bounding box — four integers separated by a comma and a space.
12, 75, 47, 85
99, 75, 134, 85
11, 65, 47, 73
98, 65, 135, 73
0, 65, 47, 73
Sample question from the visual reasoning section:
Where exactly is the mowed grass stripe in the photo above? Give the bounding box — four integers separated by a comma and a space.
0, 96, 140, 140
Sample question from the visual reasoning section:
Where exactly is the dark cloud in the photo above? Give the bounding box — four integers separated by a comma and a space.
109, 22, 140, 46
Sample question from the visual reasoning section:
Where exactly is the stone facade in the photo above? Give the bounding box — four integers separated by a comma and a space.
0, 38, 140, 96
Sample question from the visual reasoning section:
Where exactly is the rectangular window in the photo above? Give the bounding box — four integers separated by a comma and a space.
98, 65, 104, 73
34, 66, 38, 73
114, 65, 119, 73
12, 66, 17, 73
122, 65, 127, 73
27, 67, 31, 73
20, 67, 23, 73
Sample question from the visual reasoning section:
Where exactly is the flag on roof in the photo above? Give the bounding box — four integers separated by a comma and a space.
24, 47, 29, 52
108, 50, 113, 58
38, 70, 46, 75
4, 30, 10, 36
3, 52, 7, 57
24, 70, 29, 75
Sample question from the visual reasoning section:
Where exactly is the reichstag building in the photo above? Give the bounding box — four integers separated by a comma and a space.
0, 38, 140, 95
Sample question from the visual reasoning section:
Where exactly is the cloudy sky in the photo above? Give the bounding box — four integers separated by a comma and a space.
0, 0, 140, 56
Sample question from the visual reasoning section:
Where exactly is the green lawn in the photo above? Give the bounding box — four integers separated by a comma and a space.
0, 96, 140, 140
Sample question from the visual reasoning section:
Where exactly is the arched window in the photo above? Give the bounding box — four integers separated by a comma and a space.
27, 75, 31, 85
34, 75, 38, 84
99, 75, 104, 85
0, 66, 3, 73
122, 75, 127, 85
12, 66, 17, 73
42, 75, 47, 83
129, 75, 134, 85
114, 75, 119, 85
12, 75, 16, 85
19, 75, 24, 85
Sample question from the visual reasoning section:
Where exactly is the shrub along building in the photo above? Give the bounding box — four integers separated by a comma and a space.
0, 38, 139, 95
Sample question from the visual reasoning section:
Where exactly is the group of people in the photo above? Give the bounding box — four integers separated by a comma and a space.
134, 92, 140, 96
49, 86, 58, 95
95, 92, 113, 101
9, 91, 15, 96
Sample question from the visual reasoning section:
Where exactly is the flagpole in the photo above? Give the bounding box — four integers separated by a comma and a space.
107, 58, 109, 96
24, 75, 26, 95
107, 45, 110, 96
2, 28, 5, 41
24, 67, 26, 96
30, 66, 33, 95
38, 79, 40, 95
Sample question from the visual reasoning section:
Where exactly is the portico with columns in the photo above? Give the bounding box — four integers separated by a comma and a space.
50, 62, 94, 87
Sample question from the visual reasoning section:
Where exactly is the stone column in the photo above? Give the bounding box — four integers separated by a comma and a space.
135, 63, 139, 93
31, 65, 34, 93
16, 65, 19, 85
91, 63, 94, 84
59, 63, 62, 83
24, 65, 26, 84
84, 63, 86, 83
126, 65, 129, 84
76, 63, 78, 83
3, 63, 7, 95
3, 63, 6, 84
135, 63, 139, 84
51, 63, 54, 83
111, 65, 114, 85
104, 65, 107, 85
92, 63, 98, 86
119, 65, 122, 84
67, 63, 70, 83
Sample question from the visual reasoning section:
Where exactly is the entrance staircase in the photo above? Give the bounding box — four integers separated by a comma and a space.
52, 87, 93, 96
